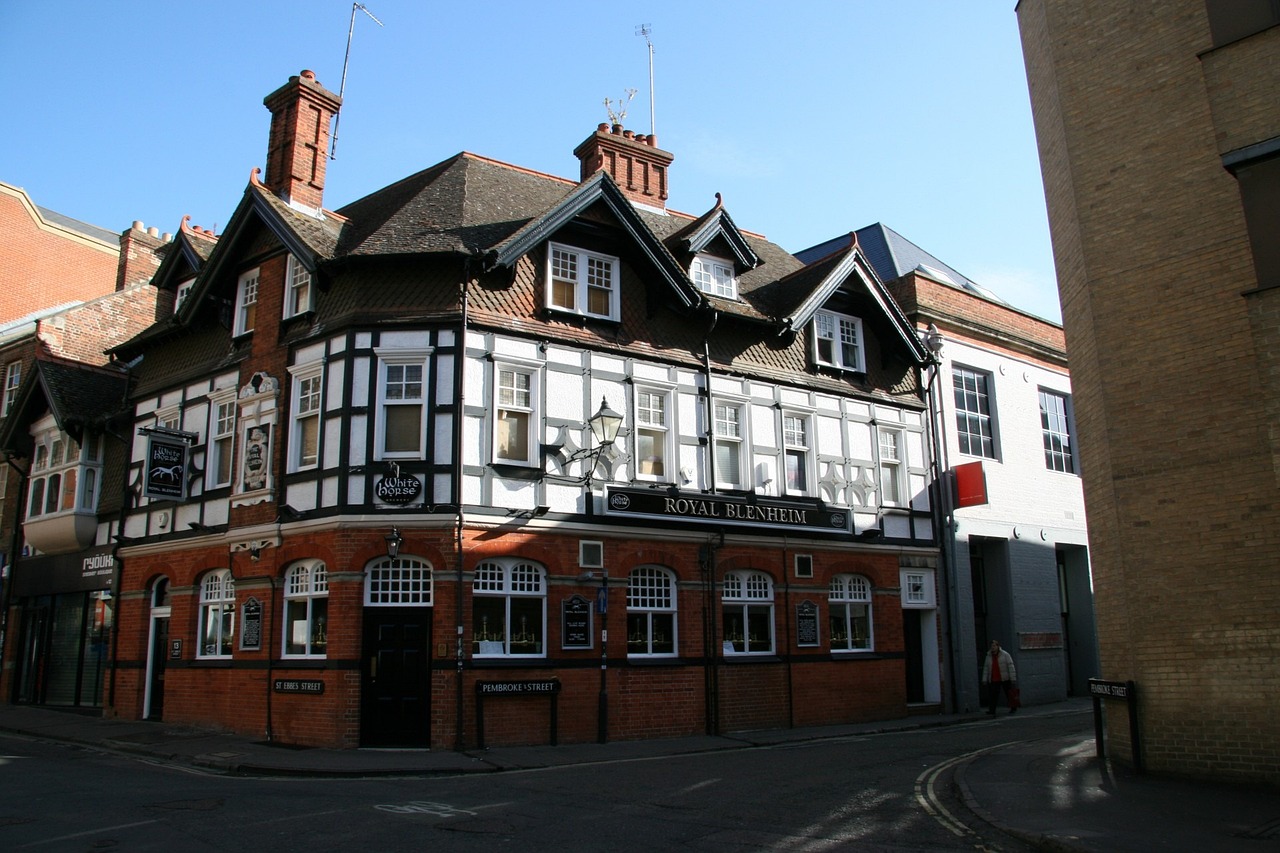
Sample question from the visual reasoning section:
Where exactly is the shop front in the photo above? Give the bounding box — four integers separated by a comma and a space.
9, 544, 115, 707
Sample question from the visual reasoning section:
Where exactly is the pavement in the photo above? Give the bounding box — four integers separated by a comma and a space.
1, 699, 1278, 851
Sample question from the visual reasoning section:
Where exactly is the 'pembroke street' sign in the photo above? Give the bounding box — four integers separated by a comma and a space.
604, 487, 850, 534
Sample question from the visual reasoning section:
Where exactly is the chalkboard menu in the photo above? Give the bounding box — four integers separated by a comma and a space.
796, 601, 820, 648
562, 595, 592, 649
240, 597, 263, 651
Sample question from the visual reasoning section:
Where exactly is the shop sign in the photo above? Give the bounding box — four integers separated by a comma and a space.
375, 475, 422, 505
240, 597, 263, 651
476, 680, 561, 695
12, 546, 116, 596
274, 679, 325, 695
142, 430, 195, 501
562, 596, 592, 649
241, 425, 271, 492
796, 601, 820, 647
604, 487, 850, 534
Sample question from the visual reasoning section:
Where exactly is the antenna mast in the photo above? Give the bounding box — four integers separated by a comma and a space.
331, 2, 384, 159
636, 24, 655, 138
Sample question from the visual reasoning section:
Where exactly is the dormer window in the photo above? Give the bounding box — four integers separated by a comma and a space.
284, 255, 313, 318
233, 268, 259, 336
174, 278, 194, 314
813, 310, 865, 373
547, 243, 619, 321
692, 254, 737, 299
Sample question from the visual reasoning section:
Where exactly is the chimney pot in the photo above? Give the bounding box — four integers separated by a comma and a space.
597, 122, 609, 132
147, 226, 159, 237
611, 124, 623, 134
301, 69, 316, 80
623, 129, 634, 140
132, 220, 144, 231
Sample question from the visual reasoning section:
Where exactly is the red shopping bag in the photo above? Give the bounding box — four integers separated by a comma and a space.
1008, 684, 1021, 710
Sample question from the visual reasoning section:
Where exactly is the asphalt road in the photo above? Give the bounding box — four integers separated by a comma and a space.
0, 709, 1091, 851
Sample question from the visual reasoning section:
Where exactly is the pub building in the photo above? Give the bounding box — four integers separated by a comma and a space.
103, 69, 944, 749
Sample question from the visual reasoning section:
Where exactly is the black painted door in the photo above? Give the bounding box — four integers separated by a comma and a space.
360, 608, 432, 747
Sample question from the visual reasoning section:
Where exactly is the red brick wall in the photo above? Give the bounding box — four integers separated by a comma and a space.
0, 185, 119, 326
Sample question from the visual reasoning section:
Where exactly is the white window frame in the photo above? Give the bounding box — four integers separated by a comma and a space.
782, 411, 814, 496
365, 556, 434, 606
472, 559, 547, 658
492, 361, 540, 467
814, 310, 866, 373
197, 569, 235, 659
1039, 388, 1075, 474
829, 574, 873, 652
289, 364, 324, 471
713, 399, 747, 490
722, 570, 775, 655
282, 561, 328, 658
207, 390, 237, 489
692, 254, 737, 299
25, 420, 102, 520
953, 365, 997, 459
626, 566, 678, 657
635, 386, 673, 481
547, 242, 619, 321
375, 348, 431, 460
878, 426, 907, 507
901, 569, 936, 608
174, 277, 194, 314
3, 360, 19, 416
283, 255, 313, 318
233, 268, 259, 336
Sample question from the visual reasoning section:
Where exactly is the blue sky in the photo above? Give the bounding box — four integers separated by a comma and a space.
0, 1, 1060, 322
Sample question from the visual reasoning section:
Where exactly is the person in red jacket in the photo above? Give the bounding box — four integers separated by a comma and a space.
981, 640, 1019, 715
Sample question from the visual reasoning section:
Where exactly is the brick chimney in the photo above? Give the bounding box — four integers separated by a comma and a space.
262, 70, 342, 212
574, 124, 673, 209
115, 221, 168, 291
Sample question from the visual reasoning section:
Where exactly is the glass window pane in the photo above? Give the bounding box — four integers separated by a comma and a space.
384, 405, 421, 454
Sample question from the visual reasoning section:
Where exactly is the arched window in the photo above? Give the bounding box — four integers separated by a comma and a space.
151, 577, 171, 610
283, 561, 328, 658
472, 559, 546, 657
365, 556, 433, 606
627, 566, 677, 656
722, 570, 774, 654
829, 574, 873, 651
198, 569, 235, 659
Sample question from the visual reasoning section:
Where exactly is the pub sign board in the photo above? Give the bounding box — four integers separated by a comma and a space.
375, 475, 422, 505
605, 487, 850, 534
562, 595, 592, 649
143, 432, 192, 501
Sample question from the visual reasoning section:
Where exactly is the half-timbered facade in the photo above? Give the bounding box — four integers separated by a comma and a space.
106, 70, 942, 749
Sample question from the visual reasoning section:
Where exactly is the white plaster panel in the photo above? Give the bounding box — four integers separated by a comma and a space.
355, 332, 372, 349
434, 473, 452, 504
907, 431, 926, 466
348, 415, 368, 464
285, 483, 318, 512
547, 371, 584, 421
847, 400, 872, 418
753, 405, 778, 448
632, 362, 671, 382
677, 391, 701, 436
323, 419, 341, 469
295, 341, 325, 364
462, 473, 483, 505
463, 414, 485, 466
910, 473, 930, 511
882, 513, 911, 539
545, 345, 583, 368
849, 421, 873, 461
589, 353, 626, 375
590, 379, 626, 417
434, 413, 453, 463
816, 414, 842, 455
903, 409, 923, 427
351, 356, 370, 404
347, 476, 365, 505
378, 330, 430, 349
435, 354, 454, 405
815, 394, 841, 413
492, 337, 539, 360
544, 482, 582, 513
437, 329, 454, 348
491, 476, 536, 509
875, 405, 903, 424
778, 387, 811, 407
710, 375, 744, 395
325, 361, 345, 411
676, 369, 700, 388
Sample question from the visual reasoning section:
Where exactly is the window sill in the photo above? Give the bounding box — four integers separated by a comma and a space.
721, 654, 781, 663
472, 657, 550, 667
192, 658, 233, 667
277, 658, 328, 667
